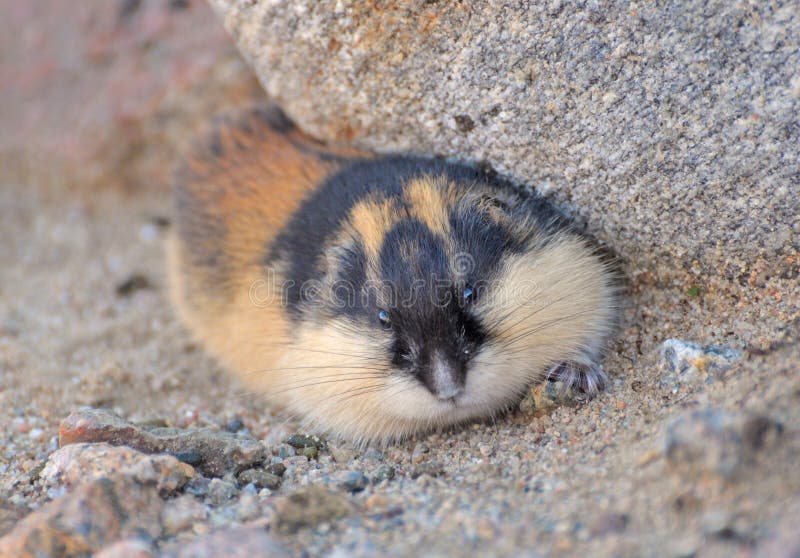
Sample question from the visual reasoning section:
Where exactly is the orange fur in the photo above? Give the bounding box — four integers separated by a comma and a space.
169, 106, 366, 379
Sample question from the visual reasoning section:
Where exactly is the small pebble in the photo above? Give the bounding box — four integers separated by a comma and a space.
275, 486, 353, 534
184, 477, 210, 497
285, 434, 326, 450
238, 469, 282, 490
302, 446, 319, 460
162, 495, 209, 535
276, 444, 296, 458
235, 493, 262, 522
115, 274, 152, 297
27, 428, 45, 441
267, 463, 287, 477
173, 452, 203, 466
370, 465, 396, 484
411, 461, 445, 479
224, 418, 245, 433
660, 339, 743, 389
411, 443, 429, 464
206, 478, 238, 505
337, 471, 369, 493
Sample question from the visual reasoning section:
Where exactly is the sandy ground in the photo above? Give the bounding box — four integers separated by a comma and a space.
1, 170, 799, 556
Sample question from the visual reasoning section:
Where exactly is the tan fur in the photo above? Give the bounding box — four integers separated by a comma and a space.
345, 197, 399, 261
404, 177, 454, 237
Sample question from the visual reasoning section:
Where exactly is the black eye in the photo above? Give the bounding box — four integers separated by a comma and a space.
463, 285, 475, 304
378, 310, 392, 329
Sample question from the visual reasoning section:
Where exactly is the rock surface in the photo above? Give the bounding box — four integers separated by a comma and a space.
159, 525, 288, 558
0, 476, 164, 558
59, 408, 266, 477
664, 408, 782, 478
660, 339, 743, 390
274, 486, 355, 534
94, 538, 158, 558
208, 0, 799, 343
41, 443, 195, 496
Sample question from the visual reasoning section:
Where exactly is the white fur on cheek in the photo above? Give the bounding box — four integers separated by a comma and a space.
460, 344, 533, 411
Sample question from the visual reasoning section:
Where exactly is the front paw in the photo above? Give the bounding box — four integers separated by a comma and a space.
545, 360, 608, 396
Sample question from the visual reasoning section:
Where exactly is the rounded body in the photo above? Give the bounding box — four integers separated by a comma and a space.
167, 105, 616, 444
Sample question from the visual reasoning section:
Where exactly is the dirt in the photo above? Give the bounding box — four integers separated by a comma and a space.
1, 164, 798, 556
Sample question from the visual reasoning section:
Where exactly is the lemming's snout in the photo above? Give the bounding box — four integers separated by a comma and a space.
427, 351, 466, 400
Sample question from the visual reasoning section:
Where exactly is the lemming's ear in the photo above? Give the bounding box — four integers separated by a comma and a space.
474, 193, 515, 222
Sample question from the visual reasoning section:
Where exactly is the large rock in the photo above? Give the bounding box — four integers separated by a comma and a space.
0, 476, 164, 558
207, 0, 799, 341
41, 443, 195, 496
59, 409, 266, 477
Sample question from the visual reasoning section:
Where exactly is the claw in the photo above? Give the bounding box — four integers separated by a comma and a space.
546, 360, 607, 396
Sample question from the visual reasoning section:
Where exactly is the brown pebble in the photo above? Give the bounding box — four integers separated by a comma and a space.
58, 408, 265, 477
238, 469, 282, 490
411, 443, 429, 464
40, 443, 195, 496
274, 486, 354, 534
365, 494, 391, 513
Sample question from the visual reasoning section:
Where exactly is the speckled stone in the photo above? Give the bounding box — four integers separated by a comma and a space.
0, 476, 164, 558
40, 443, 195, 496
59, 408, 266, 477
664, 407, 783, 478
660, 339, 743, 389
274, 486, 354, 533
208, 0, 800, 344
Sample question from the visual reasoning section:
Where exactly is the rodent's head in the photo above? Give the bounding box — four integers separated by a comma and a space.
276, 175, 615, 443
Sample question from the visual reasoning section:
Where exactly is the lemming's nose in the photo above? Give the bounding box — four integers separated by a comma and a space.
430, 352, 465, 400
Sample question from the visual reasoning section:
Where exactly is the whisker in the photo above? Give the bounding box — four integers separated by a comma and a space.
268, 376, 390, 396
238, 364, 387, 378
263, 371, 388, 388
239, 341, 385, 363
497, 309, 604, 349
490, 290, 576, 339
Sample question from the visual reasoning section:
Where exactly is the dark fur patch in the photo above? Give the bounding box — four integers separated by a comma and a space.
449, 204, 523, 283
379, 219, 451, 302
328, 243, 369, 317
251, 105, 295, 135
267, 156, 487, 314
